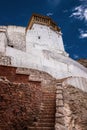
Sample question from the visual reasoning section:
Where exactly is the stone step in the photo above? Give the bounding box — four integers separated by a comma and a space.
39, 114, 55, 118
42, 99, 55, 101
40, 109, 55, 112
42, 97, 55, 99
39, 113, 55, 116
42, 92, 55, 94
38, 123, 54, 127
43, 98, 55, 100
39, 118, 55, 123
42, 100, 55, 102
43, 94, 55, 97
28, 126, 54, 130
42, 94, 55, 96
43, 106, 55, 109
42, 104, 55, 107
43, 94, 55, 96
42, 99, 55, 102
42, 107, 55, 110
29, 89, 56, 130
43, 100, 55, 102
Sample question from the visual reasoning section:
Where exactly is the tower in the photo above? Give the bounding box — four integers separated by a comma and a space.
26, 14, 68, 56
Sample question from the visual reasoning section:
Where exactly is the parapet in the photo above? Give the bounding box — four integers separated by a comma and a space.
26, 14, 61, 32
0, 26, 7, 33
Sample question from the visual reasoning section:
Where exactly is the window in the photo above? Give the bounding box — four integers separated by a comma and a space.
38, 36, 41, 39
8, 44, 14, 48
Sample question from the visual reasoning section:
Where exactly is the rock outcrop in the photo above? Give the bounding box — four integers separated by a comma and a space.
78, 59, 87, 68
63, 85, 87, 130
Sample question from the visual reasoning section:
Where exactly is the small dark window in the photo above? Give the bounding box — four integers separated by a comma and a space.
38, 36, 41, 39
8, 44, 14, 48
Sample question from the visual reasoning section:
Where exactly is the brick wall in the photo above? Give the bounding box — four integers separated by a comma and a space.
0, 73, 42, 130
0, 65, 16, 82
0, 65, 29, 83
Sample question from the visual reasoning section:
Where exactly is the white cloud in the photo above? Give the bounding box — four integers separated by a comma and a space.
73, 54, 79, 59
84, 9, 87, 20
70, 1, 87, 21
46, 12, 53, 16
70, 6, 87, 21
80, 33, 87, 38
79, 29, 87, 38
47, 0, 60, 7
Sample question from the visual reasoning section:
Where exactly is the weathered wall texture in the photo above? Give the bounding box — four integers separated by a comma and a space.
0, 65, 56, 130
0, 26, 26, 51
55, 83, 87, 130
0, 31, 7, 55
55, 82, 66, 130
7, 26, 26, 51
16, 67, 56, 88
64, 85, 87, 130
26, 23, 65, 54
0, 65, 29, 83
0, 76, 42, 130
0, 65, 87, 130
0, 55, 11, 65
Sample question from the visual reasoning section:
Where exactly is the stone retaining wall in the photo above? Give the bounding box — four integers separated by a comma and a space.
55, 82, 67, 130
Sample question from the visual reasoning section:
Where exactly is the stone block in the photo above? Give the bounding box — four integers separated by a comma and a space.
56, 86, 63, 90
56, 89, 63, 94
56, 117, 65, 125
56, 94, 63, 99
56, 107, 64, 114
56, 99, 64, 107
56, 113, 64, 118
55, 123, 67, 130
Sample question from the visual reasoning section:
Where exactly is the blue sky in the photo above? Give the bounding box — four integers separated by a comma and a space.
0, 0, 87, 60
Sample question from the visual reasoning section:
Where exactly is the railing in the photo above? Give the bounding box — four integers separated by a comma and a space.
29, 14, 60, 32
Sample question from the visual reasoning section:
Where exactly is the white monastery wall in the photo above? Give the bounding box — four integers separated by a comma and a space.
62, 77, 87, 92
7, 26, 26, 51
0, 26, 26, 52
5, 45, 87, 79
0, 31, 7, 55
26, 24, 65, 55
0, 24, 87, 82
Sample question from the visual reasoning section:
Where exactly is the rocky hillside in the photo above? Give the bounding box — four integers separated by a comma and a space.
78, 59, 87, 68
63, 85, 87, 130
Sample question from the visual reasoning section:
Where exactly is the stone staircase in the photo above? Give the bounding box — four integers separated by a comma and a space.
28, 87, 56, 130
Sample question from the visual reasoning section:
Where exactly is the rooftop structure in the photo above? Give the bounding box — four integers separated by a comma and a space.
26, 14, 61, 32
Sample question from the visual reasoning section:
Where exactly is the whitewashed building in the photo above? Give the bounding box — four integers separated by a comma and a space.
0, 14, 87, 81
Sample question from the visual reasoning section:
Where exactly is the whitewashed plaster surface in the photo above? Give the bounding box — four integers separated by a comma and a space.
0, 24, 87, 79
62, 77, 87, 92
0, 26, 26, 51
26, 24, 66, 55
0, 32, 7, 55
